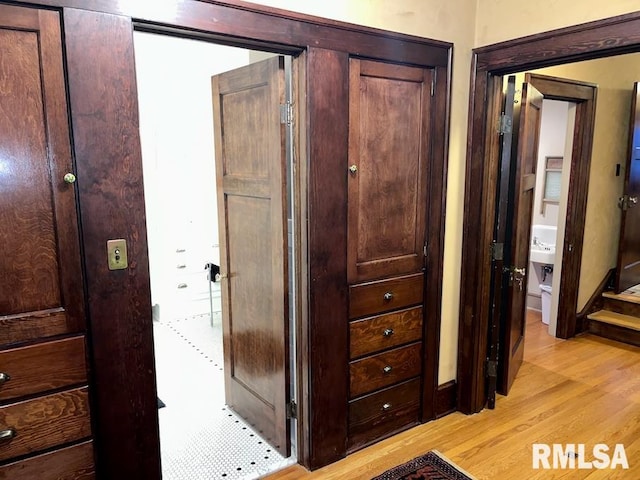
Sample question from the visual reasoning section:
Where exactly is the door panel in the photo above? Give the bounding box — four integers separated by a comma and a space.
347, 59, 431, 283
499, 82, 543, 394
487, 76, 516, 407
212, 56, 290, 456
615, 82, 640, 293
0, 6, 85, 343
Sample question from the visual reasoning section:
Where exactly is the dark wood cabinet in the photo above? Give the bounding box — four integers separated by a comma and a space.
346, 58, 432, 450
0, 4, 95, 477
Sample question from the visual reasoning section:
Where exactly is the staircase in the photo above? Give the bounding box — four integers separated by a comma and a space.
587, 291, 640, 347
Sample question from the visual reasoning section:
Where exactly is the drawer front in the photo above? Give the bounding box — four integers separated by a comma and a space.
0, 387, 91, 462
349, 274, 423, 319
350, 307, 423, 359
0, 337, 87, 402
0, 440, 95, 480
348, 378, 420, 451
350, 342, 422, 397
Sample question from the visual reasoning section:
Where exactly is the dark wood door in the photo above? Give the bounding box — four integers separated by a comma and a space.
615, 82, 640, 293
0, 5, 85, 345
347, 59, 431, 283
499, 82, 543, 394
211, 56, 290, 456
487, 75, 517, 408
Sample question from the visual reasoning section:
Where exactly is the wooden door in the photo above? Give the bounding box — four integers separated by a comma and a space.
211, 56, 290, 456
487, 76, 517, 408
499, 82, 543, 394
347, 59, 431, 283
0, 5, 85, 345
615, 82, 640, 293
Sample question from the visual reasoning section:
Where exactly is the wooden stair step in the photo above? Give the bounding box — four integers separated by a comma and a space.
602, 290, 640, 305
587, 310, 640, 331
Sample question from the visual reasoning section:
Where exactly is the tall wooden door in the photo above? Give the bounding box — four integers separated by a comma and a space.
211, 56, 290, 456
615, 82, 640, 293
347, 59, 430, 283
0, 5, 85, 344
487, 76, 517, 407
499, 82, 543, 394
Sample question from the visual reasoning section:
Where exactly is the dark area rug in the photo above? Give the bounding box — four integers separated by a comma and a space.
372, 451, 475, 480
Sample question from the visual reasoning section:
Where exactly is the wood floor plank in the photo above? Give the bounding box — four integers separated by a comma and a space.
268, 311, 640, 479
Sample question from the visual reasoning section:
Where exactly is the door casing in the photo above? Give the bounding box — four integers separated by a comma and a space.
459, 12, 640, 415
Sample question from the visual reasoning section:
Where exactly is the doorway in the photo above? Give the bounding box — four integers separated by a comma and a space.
134, 32, 298, 479
459, 13, 640, 414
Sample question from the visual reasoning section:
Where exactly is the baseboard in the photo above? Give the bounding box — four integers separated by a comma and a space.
435, 380, 457, 418
575, 268, 614, 333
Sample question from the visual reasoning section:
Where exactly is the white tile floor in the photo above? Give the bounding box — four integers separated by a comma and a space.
153, 313, 295, 479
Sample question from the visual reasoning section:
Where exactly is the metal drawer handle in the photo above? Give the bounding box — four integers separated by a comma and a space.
382, 365, 392, 374
383, 292, 394, 301
382, 403, 392, 411
177, 283, 188, 289
176, 264, 186, 269
176, 248, 186, 253
383, 328, 394, 337
0, 429, 15, 442
0, 373, 10, 385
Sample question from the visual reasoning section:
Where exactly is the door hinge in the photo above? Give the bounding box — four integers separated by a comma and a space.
286, 400, 297, 419
486, 359, 497, 378
498, 113, 512, 135
618, 194, 638, 211
491, 241, 504, 261
280, 102, 293, 125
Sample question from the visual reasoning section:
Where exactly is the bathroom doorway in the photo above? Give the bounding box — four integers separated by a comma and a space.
524, 98, 575, 337
134, 32, 299, 479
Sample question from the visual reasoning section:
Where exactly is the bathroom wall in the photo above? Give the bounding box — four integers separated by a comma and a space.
526, 99, 570, 310
532, 100, 570, 228
135, 33, 252, 319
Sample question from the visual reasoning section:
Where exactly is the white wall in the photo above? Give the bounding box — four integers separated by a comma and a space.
533, 100, 570, 228
134, 33, 251, 319
527, 100, 570, 305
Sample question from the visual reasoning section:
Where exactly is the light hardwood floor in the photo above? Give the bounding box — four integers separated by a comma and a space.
267, 310, 640, 479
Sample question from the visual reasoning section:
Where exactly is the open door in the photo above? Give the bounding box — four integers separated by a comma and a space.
615, 82, 640, 293
487, 76, 516, 407
498, 81, 543, 394
211, 56, 290, 456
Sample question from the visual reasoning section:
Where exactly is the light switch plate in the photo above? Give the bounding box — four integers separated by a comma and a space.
107, 239, 128, 270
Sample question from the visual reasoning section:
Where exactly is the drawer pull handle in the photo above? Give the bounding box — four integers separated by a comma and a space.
176, 248, 186, 253
382, 365, 392, 374
0, 429, 15, 442
383, 292, 394, 301
176, 264, 187, 269
382, 403, 392, 411
383, 328, 394, 337
177, 283, 188, 289
0, 373, 10, 385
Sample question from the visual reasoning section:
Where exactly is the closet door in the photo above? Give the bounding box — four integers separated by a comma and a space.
0, 5, 94, 477
0, 6, 85, 346
347, 59, 431, 283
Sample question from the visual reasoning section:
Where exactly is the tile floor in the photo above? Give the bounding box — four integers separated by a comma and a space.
153, 312, 295, 479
